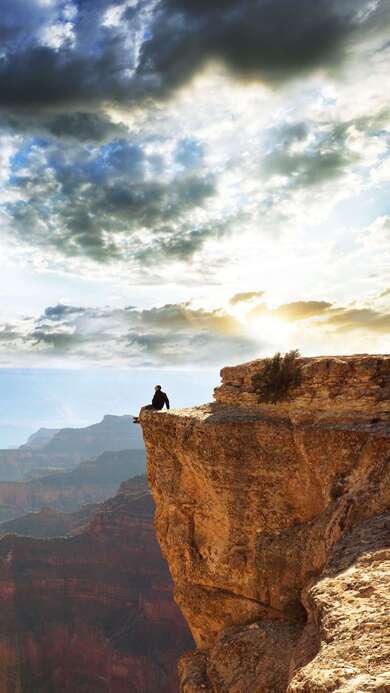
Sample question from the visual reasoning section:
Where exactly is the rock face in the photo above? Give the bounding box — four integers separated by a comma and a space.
0, 476, 193, 692
141, 355, 390, 692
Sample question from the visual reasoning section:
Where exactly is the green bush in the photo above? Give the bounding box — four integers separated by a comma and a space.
252, 349, 302, 403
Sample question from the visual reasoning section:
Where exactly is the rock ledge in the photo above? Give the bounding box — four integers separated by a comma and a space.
141, 355, 390, 692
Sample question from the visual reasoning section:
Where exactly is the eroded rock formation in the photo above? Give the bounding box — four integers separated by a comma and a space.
141, 355, 390, 692
0, 415, 144, 482
0, 449, 145, 523
0, 477, 193, 692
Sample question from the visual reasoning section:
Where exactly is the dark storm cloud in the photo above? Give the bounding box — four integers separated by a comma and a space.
1, 0, 389, 272
44, 113, 130, 143
7, 138, 215, 261
0, 0, 388, 137
140, 0, 390, 91
1, 111, 129, 143
0, 0, 147, 136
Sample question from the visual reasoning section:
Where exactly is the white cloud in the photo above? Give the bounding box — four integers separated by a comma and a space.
0, 0, 389, 364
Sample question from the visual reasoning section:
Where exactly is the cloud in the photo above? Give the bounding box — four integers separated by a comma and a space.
0, 301, 259, 367
43, 304, 87, 321
273, 301, 332, 321
0, 0, 389, 297
0, 0, 388, 138
5, 138, 216, 262
261, 121, 361, 188
1, 294, 389, 367
0, 0, 150, 135
1, 110, 129, 143
248, 299, 390, 336
140, 0, 390, 91
136, 302, 242, 334
230, 291, 265, 305
0, 325, 21, 342
321, 307, 390, 335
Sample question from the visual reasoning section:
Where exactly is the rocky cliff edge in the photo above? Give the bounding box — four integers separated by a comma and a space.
141, 355, 390, 692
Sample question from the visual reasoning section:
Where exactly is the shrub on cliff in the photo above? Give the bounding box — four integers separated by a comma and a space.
252, 350, 302, 403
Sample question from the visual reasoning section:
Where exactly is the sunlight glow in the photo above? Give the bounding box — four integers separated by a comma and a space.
246, 315, 295, 348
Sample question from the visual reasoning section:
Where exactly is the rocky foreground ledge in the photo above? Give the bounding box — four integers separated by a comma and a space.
141, 355, 390, 692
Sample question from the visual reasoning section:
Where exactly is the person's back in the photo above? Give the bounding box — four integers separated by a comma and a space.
152, 387, 170, 411
133, 385, 170, 423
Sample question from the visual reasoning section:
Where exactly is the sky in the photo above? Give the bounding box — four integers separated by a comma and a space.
0, 0, 390, 442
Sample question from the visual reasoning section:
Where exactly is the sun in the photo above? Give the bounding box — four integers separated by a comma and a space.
247, 315, 295, 349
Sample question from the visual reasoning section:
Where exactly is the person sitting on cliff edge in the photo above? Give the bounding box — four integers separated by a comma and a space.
133, 385, 170, 423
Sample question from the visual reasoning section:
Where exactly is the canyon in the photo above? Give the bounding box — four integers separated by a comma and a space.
0, 448, 146, 523
0, 414, 193, 691
0, 476, 193, 692
0, 416, 145, 523
141, 354, 390, 692
0, 415, 143, 482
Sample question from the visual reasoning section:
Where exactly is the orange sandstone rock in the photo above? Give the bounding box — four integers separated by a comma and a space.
141, 355, 390, 692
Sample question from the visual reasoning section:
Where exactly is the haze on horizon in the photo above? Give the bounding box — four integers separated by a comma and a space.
0, 0, 389, 441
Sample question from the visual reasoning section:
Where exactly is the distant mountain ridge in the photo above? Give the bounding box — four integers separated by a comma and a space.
37, 414, 144, 455
22, 427, 60, 450
0, 448, 146, 523
0, 503, 97, 539
0, 414, 143, 481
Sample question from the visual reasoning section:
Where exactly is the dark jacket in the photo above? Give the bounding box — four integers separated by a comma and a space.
152, 390, 170, 410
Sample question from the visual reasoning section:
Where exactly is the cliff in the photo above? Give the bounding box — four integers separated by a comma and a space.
0, 476, 193, 692
141, 355, 390, 692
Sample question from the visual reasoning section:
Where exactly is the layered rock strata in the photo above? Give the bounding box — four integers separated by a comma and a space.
0, 503, 97, 539
0, 415, 144, 482
0, 449, 145, 523
141, 355, 390, 692
0, 476, 193, 692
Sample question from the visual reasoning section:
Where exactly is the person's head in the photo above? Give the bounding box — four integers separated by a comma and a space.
154, 385, 161, 391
